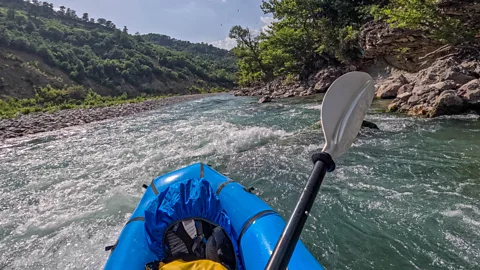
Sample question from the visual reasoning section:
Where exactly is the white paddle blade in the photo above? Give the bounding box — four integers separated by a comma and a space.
321, 71, 375, 159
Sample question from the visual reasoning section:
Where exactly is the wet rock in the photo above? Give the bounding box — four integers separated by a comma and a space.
408, 105, 431, 116
258, 96, 272, 104
362, 120, 379, 130
387, 102, 400, 112
429, 90, 464, 117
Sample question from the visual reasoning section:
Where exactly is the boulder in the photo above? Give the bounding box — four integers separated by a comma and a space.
313, 67, 344, 93
388, 102, 400, 112
258, 96, 272, 104
376, 83, 402, 99
408, 104, 430, 116
362, 120, 379, 130
429, 90, 464, 117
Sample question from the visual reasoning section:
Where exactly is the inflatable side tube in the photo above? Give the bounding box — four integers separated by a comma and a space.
215, 171, 323, 270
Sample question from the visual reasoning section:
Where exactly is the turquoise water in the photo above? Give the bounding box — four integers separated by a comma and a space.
0, 94, 479, 269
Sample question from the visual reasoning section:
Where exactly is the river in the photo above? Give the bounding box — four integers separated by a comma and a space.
0, 94, 479, 269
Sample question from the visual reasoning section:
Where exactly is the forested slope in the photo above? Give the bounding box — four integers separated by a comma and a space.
0, 0, 237, 100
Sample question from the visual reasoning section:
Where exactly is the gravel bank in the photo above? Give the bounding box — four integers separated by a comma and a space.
0, 93, 223, 141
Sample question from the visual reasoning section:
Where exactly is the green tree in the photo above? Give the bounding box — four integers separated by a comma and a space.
105, 20, 114, 28
6, 9, 15, 21
97, 18, 106, 25
41, 2, 52, 14
229, 25, 269, 80
82, 13, 89, 22
372, 0, 474, 43
25, 20, 36, 33
231, 0, 381, 84
59, 6, 66, 15
15, 13, 27, 25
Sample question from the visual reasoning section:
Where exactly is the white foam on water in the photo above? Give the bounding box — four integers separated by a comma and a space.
441, 210, 463, 217
304, 104, 322, 111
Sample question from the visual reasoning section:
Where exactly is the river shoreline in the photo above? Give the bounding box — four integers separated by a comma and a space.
0, 93, 224, 141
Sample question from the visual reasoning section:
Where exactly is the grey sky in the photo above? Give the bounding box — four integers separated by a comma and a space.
48, 0, 272, 49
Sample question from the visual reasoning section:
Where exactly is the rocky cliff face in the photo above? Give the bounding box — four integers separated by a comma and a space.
360, 21, 443, 73
438, 0, 480, 29
360, 0, 480, 73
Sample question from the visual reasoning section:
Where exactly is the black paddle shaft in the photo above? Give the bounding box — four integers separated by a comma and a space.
266, 153, 335, 270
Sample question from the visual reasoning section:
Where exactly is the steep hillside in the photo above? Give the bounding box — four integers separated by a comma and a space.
0, 0, 236, 99
143, 33, 236, 72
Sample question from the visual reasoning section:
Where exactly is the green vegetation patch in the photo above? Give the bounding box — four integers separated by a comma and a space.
0, 0, 237, 97
0, 85, 162, 119
229, 0, 475, 87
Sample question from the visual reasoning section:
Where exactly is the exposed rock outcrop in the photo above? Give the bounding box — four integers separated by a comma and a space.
360, 21, 443, 72
437, 0, 480, 30
383, 53, 480, 117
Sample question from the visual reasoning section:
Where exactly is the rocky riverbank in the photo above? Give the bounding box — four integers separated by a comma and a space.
0, 93, 220, 141
233, 66, 350, 100
234, 16, 480, 118
377, 49, 480, 117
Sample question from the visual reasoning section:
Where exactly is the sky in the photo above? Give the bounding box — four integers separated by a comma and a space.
47, 0, 273, 50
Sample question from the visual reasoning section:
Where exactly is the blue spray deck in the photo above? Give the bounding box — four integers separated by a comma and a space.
104, 163, 323, 270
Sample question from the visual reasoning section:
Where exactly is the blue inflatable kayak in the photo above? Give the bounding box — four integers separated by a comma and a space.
104, 163, 323, 269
